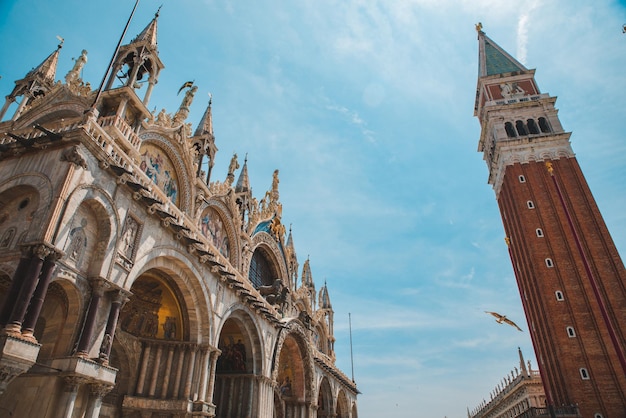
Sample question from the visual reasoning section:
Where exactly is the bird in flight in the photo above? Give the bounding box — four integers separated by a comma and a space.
485, 311, 523, 332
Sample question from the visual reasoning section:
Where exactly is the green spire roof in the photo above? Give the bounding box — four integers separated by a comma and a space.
478, 30, 527, 77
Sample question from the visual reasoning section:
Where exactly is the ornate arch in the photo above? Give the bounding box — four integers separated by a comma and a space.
128, 247, 213, 343
138, 132, 192, 212
249, 231, 289, 284
215, 306, 263, 375
272, 320, 315, 404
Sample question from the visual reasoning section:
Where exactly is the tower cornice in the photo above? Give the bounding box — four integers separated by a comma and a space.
487, 132, 573, 197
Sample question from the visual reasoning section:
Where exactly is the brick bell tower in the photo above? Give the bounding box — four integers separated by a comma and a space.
474, 25, 626, 417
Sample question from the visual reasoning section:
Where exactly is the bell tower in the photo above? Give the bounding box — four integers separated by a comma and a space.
474, 26, 626, 417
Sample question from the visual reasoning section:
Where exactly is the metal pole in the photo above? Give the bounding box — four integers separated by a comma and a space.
89, 0, 140, 110
349, 313, 355, 382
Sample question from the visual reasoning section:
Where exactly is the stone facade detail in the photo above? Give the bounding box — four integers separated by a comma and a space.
0, 9, 357, 418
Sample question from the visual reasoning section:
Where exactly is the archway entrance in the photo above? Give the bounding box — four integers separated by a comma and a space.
214, 316, 259, 418
276, 333, 310, 418
317, 377, 333, 418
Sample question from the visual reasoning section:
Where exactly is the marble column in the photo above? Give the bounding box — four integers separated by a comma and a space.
98, 291, 129, 364
160, 344, 175, 398
205, 349, 219, 404
84, 383, 112, 418
173, 344, 185, 398
5, 244, 50, 335
56, 377, 84, 418
196, 347, 210, 402
22, 250, 61, 338
136, 342, 151, 395
76, 279, 108, 357
148, 344, 163, 397
183, 345, 198, 399
0, 249, 31, 327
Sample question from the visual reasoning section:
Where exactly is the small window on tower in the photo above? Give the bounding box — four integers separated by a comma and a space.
527, 119, 540, 134
505, 122, 517, 138
594, 414, 604, 418
567, 326, 576, 337
536, 228, 544, 237
527, 201, 535, 209
516, 120, 528, 136
579, 368, 590, 380
518, 175, 526, 183
538, 117, 551, 133
555, 291, 564, 301
545, 258, 554, 268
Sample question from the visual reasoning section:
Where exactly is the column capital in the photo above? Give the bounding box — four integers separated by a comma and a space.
88, 277, 111, 296
110, 289, 131, 305
63, 376, 88, 392
89, 383, 113, 398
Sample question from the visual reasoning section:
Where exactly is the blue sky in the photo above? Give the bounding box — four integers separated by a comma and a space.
2, 1, 626, 417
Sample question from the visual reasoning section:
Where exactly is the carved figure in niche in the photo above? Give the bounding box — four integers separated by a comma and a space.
121, 216, 139, 259
163, 316, 177, 340
67, 218, 88, 268
0, 228, 15, 248
99, 333, 112, 360
65, 49, 88, 85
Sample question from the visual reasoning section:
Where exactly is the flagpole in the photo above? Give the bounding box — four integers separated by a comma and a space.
89, 0, 141, 111
349, 312, 355, 382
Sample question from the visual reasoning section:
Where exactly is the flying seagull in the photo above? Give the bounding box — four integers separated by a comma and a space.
485, 311, 523, 332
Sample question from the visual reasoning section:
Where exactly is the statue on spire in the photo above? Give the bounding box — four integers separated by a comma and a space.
173, 82, 197, 124
226, 153, 239, 186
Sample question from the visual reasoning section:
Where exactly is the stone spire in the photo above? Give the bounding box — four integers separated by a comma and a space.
235, 155, 250, 193
319, 281, 332, 310
518, 346, 529, 377
0, 40, 62, 120
192, 96, 218, 183
132, 8, 159, 46
302, 258, 314, 288
194, 95, 214, 137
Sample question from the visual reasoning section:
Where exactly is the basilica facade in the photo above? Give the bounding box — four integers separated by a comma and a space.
0, 10, 358, 418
